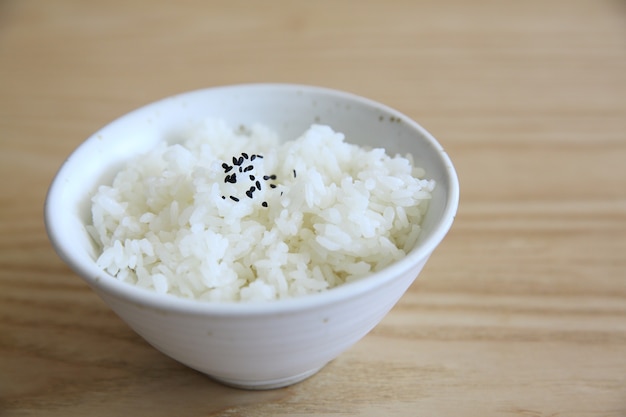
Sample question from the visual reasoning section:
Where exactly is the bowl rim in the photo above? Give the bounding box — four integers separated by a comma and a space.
44, 83, 459, 317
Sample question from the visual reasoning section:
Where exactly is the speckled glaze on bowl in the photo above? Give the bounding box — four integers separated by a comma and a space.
44, 84, 459, 389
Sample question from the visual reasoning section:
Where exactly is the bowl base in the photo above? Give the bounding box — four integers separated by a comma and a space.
209, 365, 325, 390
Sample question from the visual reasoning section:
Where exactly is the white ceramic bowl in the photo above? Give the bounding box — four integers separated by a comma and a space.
44, 84, 459, 389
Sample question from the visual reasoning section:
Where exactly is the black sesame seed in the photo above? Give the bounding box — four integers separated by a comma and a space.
244, 165, 253, 172
263, 175, 270, 180
256, 154, 263, 159
249, 175, 255, 181
224, 165, 233, 173
270, 174, 277, 180
270, 184, 277, 189
262, 201, 268, 207
225, 173, 237, 183
293, 169, 297, 178
250, 155, 256, 161
242, 152, 248, 159
238, 156, 244, 165
230, 196, 239, 202
255, 180, 261, 190
232, 156, 238, 165
239, 166, 243, 173
221, 162, 229, 170
246, 190, 253, 198
221, 196, 226, 199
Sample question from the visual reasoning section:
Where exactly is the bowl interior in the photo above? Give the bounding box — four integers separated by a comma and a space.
45, 84, 459, 310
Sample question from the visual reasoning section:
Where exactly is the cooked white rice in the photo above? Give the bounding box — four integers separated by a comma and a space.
88, 120, 435, 302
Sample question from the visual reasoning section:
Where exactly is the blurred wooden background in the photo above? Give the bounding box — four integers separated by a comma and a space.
1, 0, 625, 415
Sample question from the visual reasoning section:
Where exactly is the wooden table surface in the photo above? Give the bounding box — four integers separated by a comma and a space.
1, 1, 625, 415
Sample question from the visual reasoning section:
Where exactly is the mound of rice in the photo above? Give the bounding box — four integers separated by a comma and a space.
88, 120, 435, 302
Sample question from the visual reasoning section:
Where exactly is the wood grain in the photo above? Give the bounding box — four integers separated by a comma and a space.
1, 0, 625, 415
